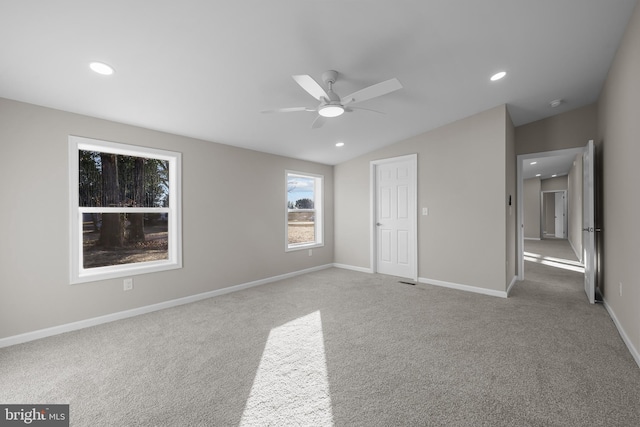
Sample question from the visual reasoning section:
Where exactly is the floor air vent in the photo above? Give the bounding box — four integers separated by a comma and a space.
398, 281, 416, 286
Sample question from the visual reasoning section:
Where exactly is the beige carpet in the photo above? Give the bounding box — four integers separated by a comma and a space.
1, 250, 639, 426
525, 238, 581, 263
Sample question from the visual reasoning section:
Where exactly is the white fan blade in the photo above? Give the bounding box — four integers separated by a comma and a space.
342, 78, 402, 105
262, 107, 315, 114
293, 75, 329, 101
311, 115, 326, 129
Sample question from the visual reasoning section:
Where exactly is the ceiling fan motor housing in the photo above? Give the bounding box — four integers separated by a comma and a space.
321, 70, 339, 86
321, 70, 342, 103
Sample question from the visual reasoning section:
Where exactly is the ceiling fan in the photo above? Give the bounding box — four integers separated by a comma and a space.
262, 70, 402, 128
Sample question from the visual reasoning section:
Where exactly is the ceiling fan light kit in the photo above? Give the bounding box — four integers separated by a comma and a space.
263, 70, 402, 128
318, 104, 344, 118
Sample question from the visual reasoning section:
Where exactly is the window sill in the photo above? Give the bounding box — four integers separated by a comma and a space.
286, 242, 324, 252
71, 260, 182, 284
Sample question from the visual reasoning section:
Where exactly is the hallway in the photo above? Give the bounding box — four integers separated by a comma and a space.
525, 238, 581, 265
521, 238, 586, 297
506, 237, 640, 425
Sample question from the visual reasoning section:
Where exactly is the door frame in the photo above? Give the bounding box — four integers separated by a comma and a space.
516, 147, 584, 280
370, 154, 418, 281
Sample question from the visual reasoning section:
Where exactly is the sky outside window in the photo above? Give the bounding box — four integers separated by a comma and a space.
287, 175, 314, 205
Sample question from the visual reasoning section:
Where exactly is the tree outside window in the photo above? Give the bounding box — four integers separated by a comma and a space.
70, 136, 182, 283
286, 171, 323, 250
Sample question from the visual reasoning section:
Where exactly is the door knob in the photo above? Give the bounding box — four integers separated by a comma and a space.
376, 223, 382, 226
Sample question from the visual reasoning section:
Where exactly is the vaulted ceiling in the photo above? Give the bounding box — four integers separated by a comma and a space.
0, 1, 636, 165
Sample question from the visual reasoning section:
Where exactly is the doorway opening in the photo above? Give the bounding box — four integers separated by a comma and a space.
516, 143, 597, 303
540, 190, 567, 239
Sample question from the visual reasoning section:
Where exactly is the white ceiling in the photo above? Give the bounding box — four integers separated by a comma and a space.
0, 1, 636, 165
522, 151, 582, 180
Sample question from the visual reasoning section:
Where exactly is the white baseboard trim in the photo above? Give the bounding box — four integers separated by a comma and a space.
603, 299, 640, 370
418, 277, 508, 299
0, 264, 333, 349
333, 263, 373, 274
506, 275, 519, 297
524, 237, 541, 241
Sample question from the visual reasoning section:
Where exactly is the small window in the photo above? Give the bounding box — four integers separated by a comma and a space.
69, 136, 182, 283
286, 171, 323, 251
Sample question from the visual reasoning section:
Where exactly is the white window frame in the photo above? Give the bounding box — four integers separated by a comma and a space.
285, 170, 324, 252
69, 135, 182, 284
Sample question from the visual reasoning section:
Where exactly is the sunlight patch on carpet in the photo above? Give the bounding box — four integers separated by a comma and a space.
239, 310, 334, 426
524, 251, 585, 273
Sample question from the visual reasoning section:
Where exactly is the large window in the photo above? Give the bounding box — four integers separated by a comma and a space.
286, 171, 323, 251
69, 136, 182, 283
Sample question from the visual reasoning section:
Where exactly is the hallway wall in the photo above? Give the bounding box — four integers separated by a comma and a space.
597, 0, 640, 365
523, 178, 541, 239
541, 176, 568, 191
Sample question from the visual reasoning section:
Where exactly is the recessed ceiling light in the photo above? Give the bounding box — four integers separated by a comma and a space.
490, 71, 506, 81
552, 174, 557, 177
536, 174, 541, 177
335, 142, 345, 147
530, 161, 537, 165
89, 61, 115, 75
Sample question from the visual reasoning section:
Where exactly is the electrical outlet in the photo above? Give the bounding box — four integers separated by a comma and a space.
619, 282, 622, 297
124, 278, 133, 291
308, 249, 313, 256
422, 207, 428, 216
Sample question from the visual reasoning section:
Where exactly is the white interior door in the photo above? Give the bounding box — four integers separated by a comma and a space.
554, 192, 565, 238
373, 156, 417, 280
583, 140, 596, 304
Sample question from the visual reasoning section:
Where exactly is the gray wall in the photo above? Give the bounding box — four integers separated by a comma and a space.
515, 104, 597, 155
523, 178, 541, 239
541, 176, 568, 192
0, 98, 334, 339
335, 105, 513, 293
597, 0, 640, 363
